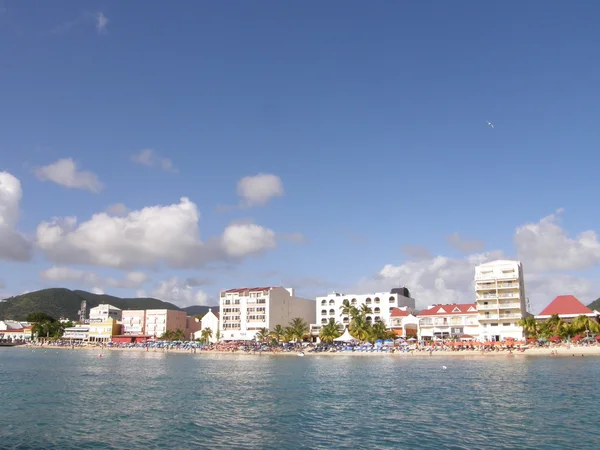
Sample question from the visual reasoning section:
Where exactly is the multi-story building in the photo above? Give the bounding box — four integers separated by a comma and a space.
474, 260, 526, 341
389, 307, 419, 337
89, 304, 122, 323
121, 310, 146, 335
219, 287, 315, 341
88, 318, 120, 343
417, 304, 479, 340
144, 309, 188, 339
310, 287, 416, 335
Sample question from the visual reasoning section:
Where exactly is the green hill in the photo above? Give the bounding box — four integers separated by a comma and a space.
0, 288, 215, 321
587, 298, 600, 311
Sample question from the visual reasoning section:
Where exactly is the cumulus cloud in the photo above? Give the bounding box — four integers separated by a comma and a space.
34, 158, 103, 193
514, 208, 600, 272
40, 266, 149, 289
237, 173, 284, 207
446, 232, 485, 253
105, 203, 129, 216
138, 277, 214, 307
0, 172, 33, 261
352, 211, 600, 314
36, 197, 280, 270
131, 149, 177, 173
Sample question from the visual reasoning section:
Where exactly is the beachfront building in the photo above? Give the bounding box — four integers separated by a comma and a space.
219, 287, 315, 341
0, 320, 32, 341
310, 287, 416, 336
121, 310, 146, 335
193, 308, 220, 343
145, 309, 188, 339
88, 318, 120, 343
535, 295, 600, 323
89, 304, 122, 323
417, 304, 479, 340
389, 307, 419, 337
474, 260, 527, 341
63, 325, 90, 341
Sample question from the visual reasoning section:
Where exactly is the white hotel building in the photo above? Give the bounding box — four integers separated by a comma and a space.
310, 287, 416, 335
474, 260, 527, 341
219, 286, 315, 341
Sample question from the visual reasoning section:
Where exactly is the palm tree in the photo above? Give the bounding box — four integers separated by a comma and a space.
572, 315, 600, 335
256, 328, 271, 342
270, 325, 285, 343
161, 330, 175, 340
545, 314, 563, 338
339, 299, 352, 317
359, 304, 373, 317
173, 329, 186, 341
319, 318, 343, 343
283, 326, 295, 343
288, 318, 309, 342
369, 321, 390, 342
518, 316, 539, 339
200, 327, 213, 344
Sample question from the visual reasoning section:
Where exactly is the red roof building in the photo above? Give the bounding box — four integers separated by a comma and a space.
417, 304, 479, 340
535, 295, 599, 320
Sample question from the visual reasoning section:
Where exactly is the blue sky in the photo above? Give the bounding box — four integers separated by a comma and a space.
1, 1, 600, 312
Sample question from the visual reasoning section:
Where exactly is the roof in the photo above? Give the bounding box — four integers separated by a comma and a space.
224, 287, 277, 293
418, 304, 478, 316
390, 308, 410, 317
477, 260, 521, 267
537, 295, 594, 316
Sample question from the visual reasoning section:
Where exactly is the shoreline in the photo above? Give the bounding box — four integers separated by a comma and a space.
19, 344, 600, 358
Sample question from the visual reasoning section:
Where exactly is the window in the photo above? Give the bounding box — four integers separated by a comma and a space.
329, 300, 335, 306
374, 297, 380, 304
321, 319, 327, 324
351, 298, 357, 304
374, 316, 381, 322
389, 296, 395, 303
321, 300, 326, 306
366, 297, 372, 304
389, 307, 394, 313
321, 310, 327, 316
374, 307, 380, 314
329, 309, 335, 315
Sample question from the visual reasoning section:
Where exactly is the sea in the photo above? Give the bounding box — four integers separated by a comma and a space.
1, 349, 598, 450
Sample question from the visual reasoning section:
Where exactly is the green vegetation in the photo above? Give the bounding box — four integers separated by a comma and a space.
519, 314, 600, 340
0, 288, 215, 321
26, 313, 74, 339
587, 298, 600, 311
161, 329, 186, 341
199, 327, 213, 344
337, 301, 396, 342
319, 318, 343, 343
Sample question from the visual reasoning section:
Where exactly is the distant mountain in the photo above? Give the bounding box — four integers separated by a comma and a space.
182, 305, 214, 317
587, 298, 600, 311
0, 288, 217, 321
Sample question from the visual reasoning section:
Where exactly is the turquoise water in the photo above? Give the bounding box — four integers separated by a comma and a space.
1, 349, 598, 449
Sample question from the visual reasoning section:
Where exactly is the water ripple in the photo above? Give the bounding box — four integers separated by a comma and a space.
0, 350, 598, 449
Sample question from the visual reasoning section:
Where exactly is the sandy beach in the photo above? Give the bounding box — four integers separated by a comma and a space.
22, 343, 600, 358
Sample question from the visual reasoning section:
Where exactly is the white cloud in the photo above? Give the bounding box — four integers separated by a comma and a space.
106, 203, 129, 216
352, 211, 600, 314
446, 232, 485, 253
148, 277, 213, 307
0, 172, 33, 261
237, 173, 284, 207
36, 197, 280, 269
96, 12, 108, 33
40, 266, 148, 289
34, 158, 103, 193
515, 209, 600, 272
91, 287, 105, 295
131, 149, 177, 173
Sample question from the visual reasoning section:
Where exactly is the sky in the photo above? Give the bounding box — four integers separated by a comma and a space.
1, 1, 600, 313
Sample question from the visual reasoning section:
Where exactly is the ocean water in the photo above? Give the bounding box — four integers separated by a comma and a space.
0, 349, 598, 450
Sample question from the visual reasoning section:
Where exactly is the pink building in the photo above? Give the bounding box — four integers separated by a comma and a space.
185, 316, 202, 340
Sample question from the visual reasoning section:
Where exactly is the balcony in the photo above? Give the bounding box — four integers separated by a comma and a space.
475, 283, 496, 291
498, 292, 519, 299
478, 313, 522, 320
498, 302, 521, 309
497, 283, 519, 289
477, 293, 498, 300
477, 304, 497, 311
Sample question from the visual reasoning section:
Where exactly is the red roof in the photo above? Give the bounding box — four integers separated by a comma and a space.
418, 304, 478, 316
212, 312, 220, 319
390, 308, 410, 317
225, 286, 277, 293
538, 295, 593, 316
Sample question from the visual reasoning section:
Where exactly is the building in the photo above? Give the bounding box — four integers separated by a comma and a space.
193, 308, 220, 342
417, 304, 479, 340
535, 295, 600, 322
185, 315, 202, 340
89, 304, 122, 323
389, 307, 419, 337
310, 287, 416, 336
220, 287, 315, 341
144, 309, 188, 339
88, 318, 120, 343
121, 310, 146, 335
0, 320, 32, 341
63, 325, 90, 341
474, 260, 527, 341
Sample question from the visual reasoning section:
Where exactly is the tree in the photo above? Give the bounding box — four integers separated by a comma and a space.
518, 316, 540, 339
161, 330, 175, 340
319, 318, 343, 343
26, 312, 57, 323
270, 325, 285, 343
572, 315, 600, 335
200, 327, 213, 344
288, 318, 309, 342
256, 328, 271, 342
173, 329, 186, 341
